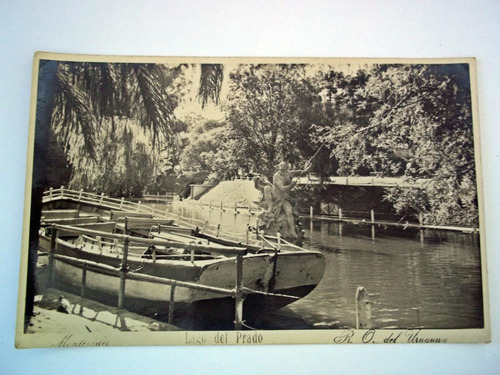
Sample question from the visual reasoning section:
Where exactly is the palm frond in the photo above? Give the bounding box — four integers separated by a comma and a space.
55, 65, 98, 160
198, 64, 224, 108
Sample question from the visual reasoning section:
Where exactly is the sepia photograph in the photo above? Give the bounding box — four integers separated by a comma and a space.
16, 53, 489, 348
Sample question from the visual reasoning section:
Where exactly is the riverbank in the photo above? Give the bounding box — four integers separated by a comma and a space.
26, 288, 181, 335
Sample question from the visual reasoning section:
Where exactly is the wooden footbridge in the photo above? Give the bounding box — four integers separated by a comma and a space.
231, 174, 430, 187
296, 174, 430, 187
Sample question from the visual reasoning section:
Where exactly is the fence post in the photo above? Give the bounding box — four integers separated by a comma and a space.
310, 206, 313, 219
355, 286, 372, 329
234, 253, 244, 330
118, 237, 130, 310
81, 262, 87, 297
99, 193, 104, 205
137, 201, 142, 213
49, 187, 53, 200
120, 197, 124, 209
60, 185, 65, 198
339, 208, 343, 221
168, 283, 176, 324
48, 225, 58, 286
419, 212, 423, 226
371, 209, 375, 223
78, 189, 83, 201
97, 236, 102, 254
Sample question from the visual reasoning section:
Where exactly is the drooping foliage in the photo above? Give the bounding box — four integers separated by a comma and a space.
50, 62, 188, 196
198, 64, 224, 109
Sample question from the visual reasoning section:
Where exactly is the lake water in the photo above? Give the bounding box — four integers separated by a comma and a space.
169, 203, 484, 330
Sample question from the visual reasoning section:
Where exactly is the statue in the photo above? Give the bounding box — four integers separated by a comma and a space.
254, 160, 313, 239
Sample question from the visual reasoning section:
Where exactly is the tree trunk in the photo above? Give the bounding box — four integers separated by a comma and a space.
24, 59, 58, 330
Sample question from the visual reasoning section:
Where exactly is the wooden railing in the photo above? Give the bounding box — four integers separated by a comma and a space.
47, 224, 247, 329
43, 186, 174, 219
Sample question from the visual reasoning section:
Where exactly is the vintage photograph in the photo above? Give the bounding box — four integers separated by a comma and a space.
16, 53, 489, 347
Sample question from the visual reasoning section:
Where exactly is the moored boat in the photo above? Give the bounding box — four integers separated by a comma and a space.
38, 187, 326, 329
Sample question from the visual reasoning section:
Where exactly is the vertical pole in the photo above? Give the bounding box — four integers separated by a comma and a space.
137, 201, 142, 213
120, 197, 124, 209
49, 187, 53, 200
310, 206, 313, 219
118, 237, 130, 310
190, 249, 195, 263
234, 253, 244, 330
99, 193, 104, 205
355, 286, 372, 329
78, 189, 83, 201
371, 209, 376, 239
61, 185, 65, 198
168, 283, 176, 324
49, 225, 58, 286
276, 232, 281, 251
339, 208, 343, 221
81, 262, 87, 297
419, 212, 423, 226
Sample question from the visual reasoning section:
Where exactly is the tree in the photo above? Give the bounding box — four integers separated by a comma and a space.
315, 64, 477, 225
224, 64, 323, 178
25, 59, 224, 324
180, 119, 237, 179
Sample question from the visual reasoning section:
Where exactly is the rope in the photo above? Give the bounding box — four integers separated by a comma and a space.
242, 287, 300, 300
241, 321, 260, 331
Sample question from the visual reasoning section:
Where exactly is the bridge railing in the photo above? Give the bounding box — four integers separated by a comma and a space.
296, 175, 430, 187
43, 186, 174, 219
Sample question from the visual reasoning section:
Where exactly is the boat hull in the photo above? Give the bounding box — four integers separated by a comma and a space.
38, 193, 327, 328
39, 234, 324, 328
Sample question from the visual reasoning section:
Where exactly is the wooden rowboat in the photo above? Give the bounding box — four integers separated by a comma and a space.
38, 188, 326, 329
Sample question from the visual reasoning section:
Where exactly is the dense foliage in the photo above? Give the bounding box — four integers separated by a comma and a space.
45, 61, 478, 225
313, 64, 477, 225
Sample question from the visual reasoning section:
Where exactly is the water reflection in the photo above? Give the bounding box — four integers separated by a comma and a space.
171, 203, 484, 329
